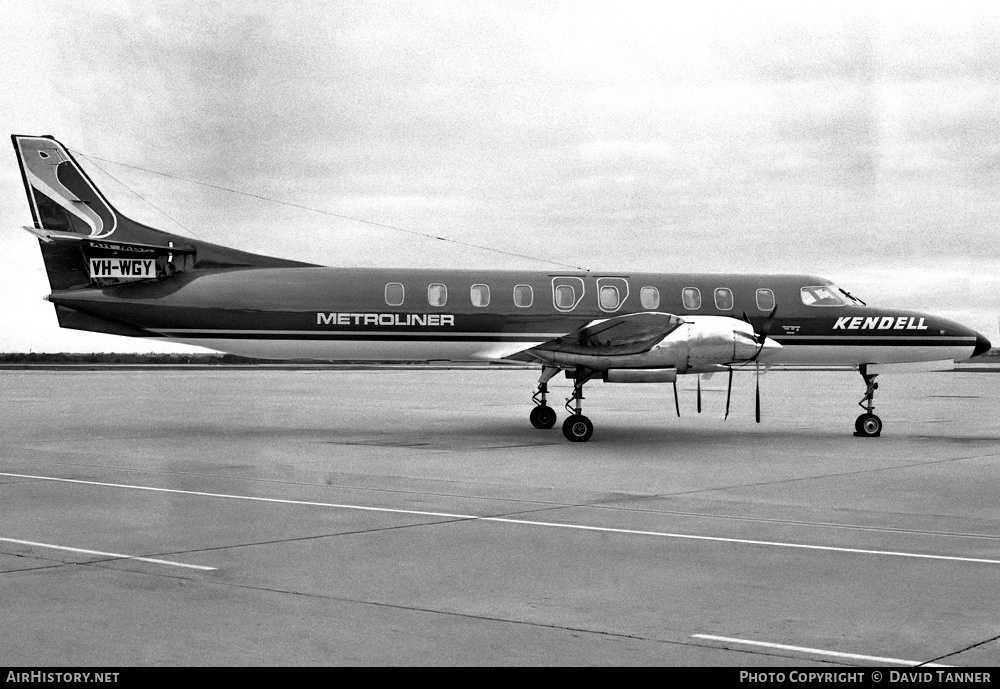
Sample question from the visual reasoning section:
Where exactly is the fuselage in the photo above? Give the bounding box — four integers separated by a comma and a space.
48, 266, 989, 366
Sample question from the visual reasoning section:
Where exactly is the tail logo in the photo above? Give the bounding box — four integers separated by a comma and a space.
14, 136, 117, 239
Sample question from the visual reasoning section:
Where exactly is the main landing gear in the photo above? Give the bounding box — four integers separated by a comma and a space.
529, 366, 597, 442
530, 366, 559, 430
561, 369, 597, 442
854, 364, 882, 437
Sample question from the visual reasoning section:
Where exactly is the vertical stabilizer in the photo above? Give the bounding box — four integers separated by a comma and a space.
11, 134, 315, 291
14, 135, 119, 239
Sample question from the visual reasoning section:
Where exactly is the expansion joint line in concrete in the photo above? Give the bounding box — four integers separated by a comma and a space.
924, 632, 1000, 666
632, 450, 1000, 500
147, 501, 615, 563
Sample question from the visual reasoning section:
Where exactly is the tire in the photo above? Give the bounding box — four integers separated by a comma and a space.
562, 414, 594, 442
854, 413, 882, 437
530, 404, 557, 429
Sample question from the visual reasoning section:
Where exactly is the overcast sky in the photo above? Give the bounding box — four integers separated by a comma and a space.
2, 1, 999, 352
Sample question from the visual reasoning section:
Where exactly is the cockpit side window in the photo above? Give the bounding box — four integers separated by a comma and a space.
800, 285, 851, 307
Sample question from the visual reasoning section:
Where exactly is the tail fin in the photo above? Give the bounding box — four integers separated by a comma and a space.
11, 134, 313, 291
13, 135, 122, 240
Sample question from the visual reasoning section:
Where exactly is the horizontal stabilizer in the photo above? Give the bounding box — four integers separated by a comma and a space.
24, 226, 196, 254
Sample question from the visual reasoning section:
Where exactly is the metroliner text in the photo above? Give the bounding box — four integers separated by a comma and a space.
317, 313, 455, 327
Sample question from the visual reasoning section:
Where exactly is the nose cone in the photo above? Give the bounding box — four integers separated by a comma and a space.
973, 332, 992, 358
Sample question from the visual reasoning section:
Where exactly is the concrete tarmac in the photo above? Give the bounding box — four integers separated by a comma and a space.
1, 367, 998, 666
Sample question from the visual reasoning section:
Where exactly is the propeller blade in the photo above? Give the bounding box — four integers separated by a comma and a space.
750, 305, 778, 362
697, 376, 702, 414
755, 362, 761, 423
724, 367, 733, 420
673, 379, 680, 417
759, 305, 778, 341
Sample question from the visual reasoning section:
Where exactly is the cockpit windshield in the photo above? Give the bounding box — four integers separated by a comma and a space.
800, 285, 857, 307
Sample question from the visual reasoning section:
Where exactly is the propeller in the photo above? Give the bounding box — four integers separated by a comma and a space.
744, 305, 778, 363
755, 362, 761, 423
724, 367, 733, 420
738, 305, 778, 423
688, 307, 777, 422
672, 379, 680, 417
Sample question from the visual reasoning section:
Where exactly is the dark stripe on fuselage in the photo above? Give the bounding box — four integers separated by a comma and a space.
154, 331, 551, 341
149, 330, 977, 347
776, 336, 977, 347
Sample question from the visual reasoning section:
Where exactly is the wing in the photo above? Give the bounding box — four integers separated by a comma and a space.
508, 312, 684, 361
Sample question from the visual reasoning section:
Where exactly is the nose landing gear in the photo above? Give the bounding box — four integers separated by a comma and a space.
854, 364, 882, 437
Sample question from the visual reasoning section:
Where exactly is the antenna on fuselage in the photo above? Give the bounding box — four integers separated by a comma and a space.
71, 150, 591, 273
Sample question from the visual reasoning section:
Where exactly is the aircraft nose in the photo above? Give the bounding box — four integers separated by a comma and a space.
973, 332, 992, 358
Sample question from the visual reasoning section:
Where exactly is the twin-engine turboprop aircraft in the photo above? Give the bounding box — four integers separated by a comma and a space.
11, 134, 991, 442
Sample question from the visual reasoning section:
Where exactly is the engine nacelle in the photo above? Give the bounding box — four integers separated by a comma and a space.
666, 316, 778, 371
528, 316, 781, 372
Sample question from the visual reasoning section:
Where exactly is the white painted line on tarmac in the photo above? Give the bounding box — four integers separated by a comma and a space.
692, 634, 953, 667
4, 471, 1000, 566
0, 537, 216, 571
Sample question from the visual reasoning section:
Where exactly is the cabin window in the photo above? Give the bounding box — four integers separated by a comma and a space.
428, 283, 448, 307
714, 288, 733, 311
554, 285, 576, 310
756, 288, 775, 311
640, 286, 659, 309
682, 287, 701, 310
800, 285, 850, 307
596, 277, 629, 312
551, 277, 585, 312
600, 286, 620, 310
514, 284, 533, 308
385, 283, 404, 307
470, 284, 490, 307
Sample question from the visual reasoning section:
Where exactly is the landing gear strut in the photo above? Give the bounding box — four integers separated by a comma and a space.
854, 364, 882, 437
530, 366, 559, 429
562, 367, 597, 442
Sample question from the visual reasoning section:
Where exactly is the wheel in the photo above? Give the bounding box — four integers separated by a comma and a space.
530, 404, 557, 429
562, 414, 594, 442
854, 413, 882, 437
